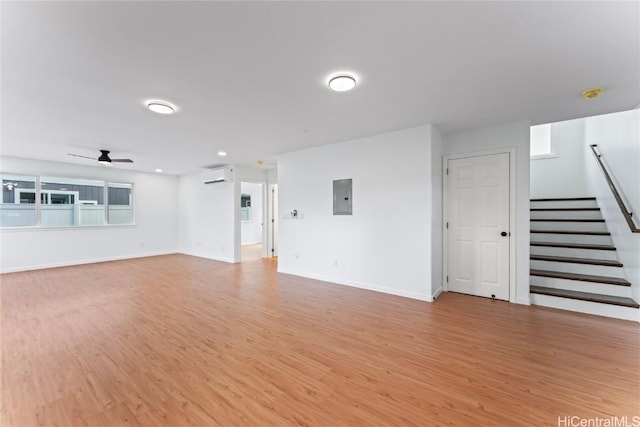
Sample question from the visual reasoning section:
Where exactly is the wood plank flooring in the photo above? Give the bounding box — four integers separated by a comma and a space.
1, 254, 639, 426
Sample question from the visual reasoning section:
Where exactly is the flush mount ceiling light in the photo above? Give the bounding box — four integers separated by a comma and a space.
581, 87, 602, 99
146, 100, 176, 114
328, 73, 358, 92
217, 151, 227, 157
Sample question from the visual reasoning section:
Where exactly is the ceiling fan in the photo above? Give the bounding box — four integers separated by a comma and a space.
68, 150, 133, 165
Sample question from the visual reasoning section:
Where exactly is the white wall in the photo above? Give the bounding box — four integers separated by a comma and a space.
278, 125, 438, 301
240, 182, 263, 245
0, 156, 179, 272
443, 121, 531, 305
178, 165, 268, 263
430, 126, 444, 298
530, 118, 590, 198
178, 169, 236, 263
584, 109, 640, 302
585, 109, 640, 217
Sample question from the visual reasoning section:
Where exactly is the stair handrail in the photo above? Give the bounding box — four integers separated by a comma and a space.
589, 144, 640, 233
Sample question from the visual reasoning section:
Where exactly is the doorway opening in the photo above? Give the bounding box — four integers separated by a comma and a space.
240, 182, 265, 261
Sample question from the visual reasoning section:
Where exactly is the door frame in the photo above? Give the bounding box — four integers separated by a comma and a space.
442, 147, 517, 303
267, 183, 278, 258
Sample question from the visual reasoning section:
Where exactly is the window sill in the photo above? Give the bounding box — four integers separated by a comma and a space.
0, 224, 137, 232
530, 153, 559, 160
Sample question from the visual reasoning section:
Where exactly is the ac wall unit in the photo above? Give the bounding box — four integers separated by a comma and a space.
202, 167, 234, 184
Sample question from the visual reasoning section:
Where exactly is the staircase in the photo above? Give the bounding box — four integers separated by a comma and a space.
529, 197, 639, 321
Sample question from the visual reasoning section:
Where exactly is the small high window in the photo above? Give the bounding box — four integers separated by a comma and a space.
530, 124, 553, 158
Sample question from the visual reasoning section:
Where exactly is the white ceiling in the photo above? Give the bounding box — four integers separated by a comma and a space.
2, 1, 638, 175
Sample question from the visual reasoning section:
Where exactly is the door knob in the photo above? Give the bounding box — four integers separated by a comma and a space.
501, 231, 508, 237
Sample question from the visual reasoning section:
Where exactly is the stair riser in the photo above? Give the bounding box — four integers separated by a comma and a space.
530, 246, 619, 260
530, 210, 603, 220
530, 200, 598, 209
530, 221, 608, 232
530, 233, 612, 245
530, 260, 625, 278
530, 294, 639, 322
530, 276, 631, 297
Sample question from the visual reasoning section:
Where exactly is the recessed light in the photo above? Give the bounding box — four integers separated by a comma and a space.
146, 100, 176, 114
217, 151, 227, 157
155, 168, 163, 173
328, 73, 358, 92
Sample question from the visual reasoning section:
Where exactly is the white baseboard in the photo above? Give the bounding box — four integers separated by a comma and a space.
516, 296, 531, 305
0, 251, 178, 274
179, 251, 237, 264
277, 267, 432, 302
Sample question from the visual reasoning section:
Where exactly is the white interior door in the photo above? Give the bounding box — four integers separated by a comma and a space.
448, 153, 510, 300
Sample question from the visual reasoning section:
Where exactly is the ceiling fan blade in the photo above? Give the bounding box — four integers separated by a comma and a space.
68, 153, 97, 160
111, 158, 134, 163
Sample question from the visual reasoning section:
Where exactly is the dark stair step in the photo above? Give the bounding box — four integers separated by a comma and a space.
530, 255, 623, 267
531, 207, 600, 211
531, 241, 616, 250
530, 197, 596, 202
530, 269, 630, 286
530, 219, 604, 222
530, 286, 639, 308
530, 230, 610, 235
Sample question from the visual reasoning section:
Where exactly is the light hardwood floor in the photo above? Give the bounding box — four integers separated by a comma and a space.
241, 244, 264, 262
1, 254, 638, 426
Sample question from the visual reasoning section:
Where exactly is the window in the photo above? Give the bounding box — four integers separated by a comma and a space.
108, 182, 133, 225
0, 175, 134, 228
41, 177, 104, 227
530, 124, 553, 158
1, 174, 37, 227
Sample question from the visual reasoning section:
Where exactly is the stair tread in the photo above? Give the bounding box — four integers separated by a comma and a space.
530, 286, 639, 308
530, 229, 610, 235
530, 219, 605, 222
530, 255, 623, 267
530, 269, 631, 286
531, 241, 616, 250
531, 207, 600, 211
530, 197, 596, 202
